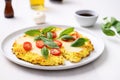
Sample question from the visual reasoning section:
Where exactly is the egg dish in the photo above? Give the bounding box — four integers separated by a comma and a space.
12, 26, 94, 66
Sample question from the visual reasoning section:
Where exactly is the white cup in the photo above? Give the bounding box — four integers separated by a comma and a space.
75, 10, 98, 27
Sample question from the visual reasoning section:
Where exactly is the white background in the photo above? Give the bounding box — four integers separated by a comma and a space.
0, 0, 120, 80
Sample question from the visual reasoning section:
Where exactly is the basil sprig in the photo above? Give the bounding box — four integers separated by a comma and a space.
41, 47, 49, 59
25, 29, 40, 36
71, 38, 87, 47
102, 17, 120, 36
59, 27, 74, 38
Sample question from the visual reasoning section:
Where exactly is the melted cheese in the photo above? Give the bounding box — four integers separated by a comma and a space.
15, 36, 42, 56
61, 40, 82, 52
15, 29, 82, 55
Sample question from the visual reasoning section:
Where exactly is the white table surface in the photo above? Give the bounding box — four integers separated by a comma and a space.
0, 0, 120, 80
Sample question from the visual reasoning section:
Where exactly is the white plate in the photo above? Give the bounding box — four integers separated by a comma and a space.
0, 24, 104, 70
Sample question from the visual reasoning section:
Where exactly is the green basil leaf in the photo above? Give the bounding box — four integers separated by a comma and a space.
34, 33, 46, 41
34, 36, 41, 41
103, 17, 108, 20
47, 32, 53, 39
71, 38, 87, 47
101, 24, 105, 29
114, 22, 120, 34
25, 29, 40, 36
42, 26, 56, 34
41, 47, 49, 59
61, 35, 74, 40
101, 17, 120, 36
59, 27, 74, 38
40, 36, 59, 48
111, 17, 118, 26
104, 22, 112, 28
102, 28, 115, 36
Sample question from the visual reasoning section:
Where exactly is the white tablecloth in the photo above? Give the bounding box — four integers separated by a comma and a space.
0, 0, 120, 80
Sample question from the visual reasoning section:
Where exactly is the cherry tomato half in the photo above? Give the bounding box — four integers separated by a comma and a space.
36, 40, 44, 48
52, 32, 57, 38
71, 31, 80, 39
23, 42, 32, 51
54, 40, 62, 47
50, 48, 61, 56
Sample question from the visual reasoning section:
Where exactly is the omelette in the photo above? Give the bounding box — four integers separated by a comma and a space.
12, 26, 94, 66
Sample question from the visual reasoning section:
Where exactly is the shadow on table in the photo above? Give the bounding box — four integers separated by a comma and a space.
78, 23, 102, 31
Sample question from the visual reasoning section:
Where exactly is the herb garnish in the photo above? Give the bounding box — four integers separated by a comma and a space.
101, 17, 120, 36
47, 32, 53, 39
41, 47, 49, 59
25, 29, 40, 36
41, 26, 56, 34
71, 38, 87, 47
39, 36, 59, 48
25, 26, 55, 37
61, 35, 74, 41
59, 27, 74, 38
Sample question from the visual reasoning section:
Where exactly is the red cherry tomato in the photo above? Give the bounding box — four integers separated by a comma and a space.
52, 32, 57, 38
54, 40, 62, 47
50, 48, 61, 56
71, 31, 80, 39
23, 42, 32, 51
36, 40, 44, 48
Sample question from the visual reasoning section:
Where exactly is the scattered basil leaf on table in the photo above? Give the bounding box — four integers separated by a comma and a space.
41, 47, 49, 59
101, 24, 115, 36
111, 17, 118, 26
59, 27, 74, 38
103, 17, 108, 20
114, 22, 120, 34
104, 22, 112, 28
102, 28, 115, 36
25, 29, 40, 36
101, 17, 120, 36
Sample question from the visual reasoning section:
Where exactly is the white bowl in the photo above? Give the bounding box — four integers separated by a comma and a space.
75, 10, 98, 27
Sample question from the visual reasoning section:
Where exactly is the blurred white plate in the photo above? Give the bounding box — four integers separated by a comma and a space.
0, 24, 104, 70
